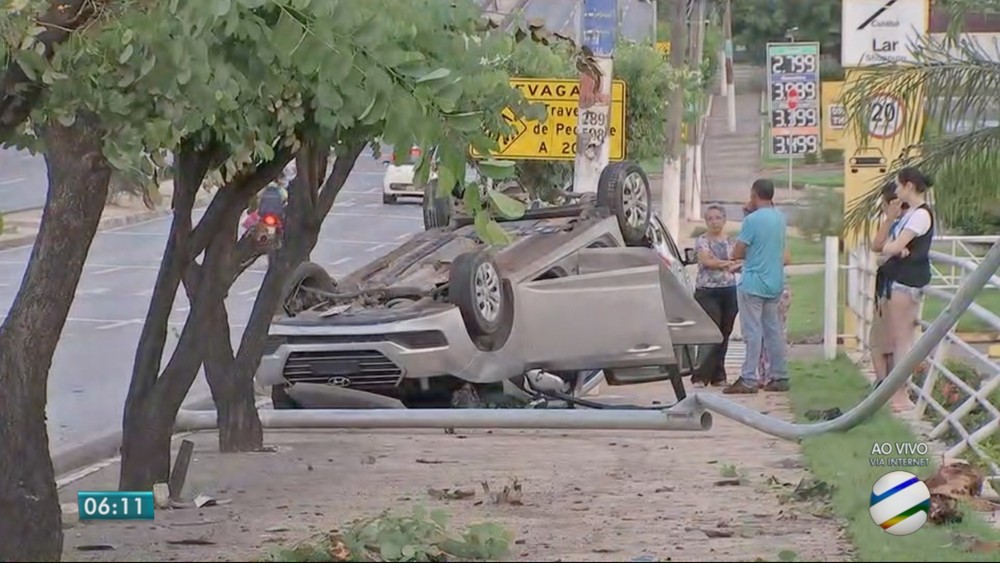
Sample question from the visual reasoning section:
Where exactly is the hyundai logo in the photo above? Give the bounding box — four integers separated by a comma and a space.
327, 377, 351, 387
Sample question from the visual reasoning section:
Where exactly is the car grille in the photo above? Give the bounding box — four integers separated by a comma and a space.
282, 350, 403, 388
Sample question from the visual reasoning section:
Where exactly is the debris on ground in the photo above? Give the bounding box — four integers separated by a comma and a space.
267, 507, 512, 562
427, 487, 476, 501
925, 460, 991, 524
952, 532, 1000, 554
805, 407, 842, 421
480, 478, 523, 505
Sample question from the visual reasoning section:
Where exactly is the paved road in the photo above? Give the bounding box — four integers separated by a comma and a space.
0, 148, 47, 213
0, 152, 425, 456
521, 0, 654, 42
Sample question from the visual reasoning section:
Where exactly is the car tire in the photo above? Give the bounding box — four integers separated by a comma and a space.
271, 384, 298, 409
597, 161, 652, 246
383, 193, 397, 204
449, 251, 506, 338
281, 261, 338, 316
422, 180, 452, 230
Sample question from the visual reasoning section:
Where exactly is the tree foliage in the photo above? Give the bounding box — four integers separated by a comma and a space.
3, 0, 547, 235
731, 0, 840, 62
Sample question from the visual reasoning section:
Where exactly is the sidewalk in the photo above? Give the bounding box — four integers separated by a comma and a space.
56, 383, 852, 562
701, 65, 765, 204
0, 182, 210, 251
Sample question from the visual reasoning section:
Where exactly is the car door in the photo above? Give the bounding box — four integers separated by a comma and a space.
510, 250, 679, 372
647, 213, 693, 293
646, 213, 705, 375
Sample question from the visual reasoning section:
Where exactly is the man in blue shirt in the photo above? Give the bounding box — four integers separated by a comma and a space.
724, 179, 789, 394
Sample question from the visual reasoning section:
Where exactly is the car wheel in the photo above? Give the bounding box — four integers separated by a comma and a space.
422, 180, 451, 230
597, 161, 652, 246
281, 261, 338, 316
271, 384, 298, 409
382, 193, 397, 204
449, 251, 506, 338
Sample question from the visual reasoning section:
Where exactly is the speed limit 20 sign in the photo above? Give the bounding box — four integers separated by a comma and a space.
767, 42, 821, 158
868, 94, 904, 139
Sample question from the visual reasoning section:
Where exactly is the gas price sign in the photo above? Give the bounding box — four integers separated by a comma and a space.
767, 42, 821, 158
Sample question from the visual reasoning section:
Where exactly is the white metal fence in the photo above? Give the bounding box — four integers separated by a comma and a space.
833, 235, 1000, 476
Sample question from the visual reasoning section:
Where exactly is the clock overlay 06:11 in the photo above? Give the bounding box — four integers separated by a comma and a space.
766, 41, 822, 158
78, 491, 155, 520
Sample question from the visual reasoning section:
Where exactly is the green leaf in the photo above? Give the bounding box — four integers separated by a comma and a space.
445, 111, 483, 133
435, 82, 463, 114
211, 0, 232, 17
416, 68, 451, 84
437, 164, 457, 195
778, 550, 798, 562
118, 44, 134, 64
478, 159, 516, 180
463, 180, 481, 211
379, 540, 402, 561
484, 220, 511, 245
488, 190, 525, 220
354, 16, 381, 45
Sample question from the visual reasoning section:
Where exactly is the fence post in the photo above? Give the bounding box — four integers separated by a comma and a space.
824, 236, 839, 360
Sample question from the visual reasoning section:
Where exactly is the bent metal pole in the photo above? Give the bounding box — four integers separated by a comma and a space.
174, 404, 713, 433
688, 240, 1000, 441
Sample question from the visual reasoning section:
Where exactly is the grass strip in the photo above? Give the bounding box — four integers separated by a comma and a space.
789, 357, 1000, 562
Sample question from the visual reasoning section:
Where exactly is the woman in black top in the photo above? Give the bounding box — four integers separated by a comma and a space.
876, 166, 935, 411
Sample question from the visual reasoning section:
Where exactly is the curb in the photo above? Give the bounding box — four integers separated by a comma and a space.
53, 396, 271, 488
0, 207, 170, 251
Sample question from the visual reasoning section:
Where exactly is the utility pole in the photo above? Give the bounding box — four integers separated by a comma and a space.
662, 0, 688, 236
685, 0, 706, 221
682, 1, 699, 223
574, 0, 583, 45
723, 0, 736, 132
573, 0, 618, 194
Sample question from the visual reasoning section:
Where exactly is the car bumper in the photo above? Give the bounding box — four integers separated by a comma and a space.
255, 306, 525, 390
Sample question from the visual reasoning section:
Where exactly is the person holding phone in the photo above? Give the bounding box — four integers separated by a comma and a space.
875, 167, 935, 412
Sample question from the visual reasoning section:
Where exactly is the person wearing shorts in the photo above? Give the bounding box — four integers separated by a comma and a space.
870, 182, 904, 385
875, 167, 936, 411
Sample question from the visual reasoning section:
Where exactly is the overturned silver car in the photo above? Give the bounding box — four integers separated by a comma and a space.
256, 161, 722, 409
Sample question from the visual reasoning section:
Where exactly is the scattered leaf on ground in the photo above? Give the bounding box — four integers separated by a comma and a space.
482, 478, 523, 505
428, 487, 476, 501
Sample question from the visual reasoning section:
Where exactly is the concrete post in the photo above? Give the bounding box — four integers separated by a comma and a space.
661, 0, 688, 236
824, 236, 839, 360
573, 0, 618, 194
723, 0, 736, 132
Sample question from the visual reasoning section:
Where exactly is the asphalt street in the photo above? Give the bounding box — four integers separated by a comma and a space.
0, 152, 425, 457
0, 148, 47, 213
522, 0, 655, 42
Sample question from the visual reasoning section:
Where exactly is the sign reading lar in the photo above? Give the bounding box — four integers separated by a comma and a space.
482, 78, 627, 161
841, 0, 929, 67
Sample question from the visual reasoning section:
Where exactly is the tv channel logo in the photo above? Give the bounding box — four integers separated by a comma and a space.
869, 471, 931, 536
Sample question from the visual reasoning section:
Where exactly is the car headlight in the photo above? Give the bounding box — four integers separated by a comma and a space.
850, 158, 857, 164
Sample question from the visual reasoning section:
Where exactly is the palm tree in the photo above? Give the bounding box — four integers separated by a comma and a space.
838, 1, 1000, 240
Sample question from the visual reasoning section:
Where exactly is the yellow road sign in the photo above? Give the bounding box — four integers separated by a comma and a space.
656, 41, 671, 55
479, 78, 627, 161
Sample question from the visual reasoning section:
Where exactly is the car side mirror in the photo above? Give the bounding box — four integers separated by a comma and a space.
683, 248, 697, 265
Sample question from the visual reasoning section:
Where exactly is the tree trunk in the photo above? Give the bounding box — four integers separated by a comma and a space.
119, 145, 205, 491
0, 115, 111, 562
202, 224, 264, 452
117, 407, 173, 492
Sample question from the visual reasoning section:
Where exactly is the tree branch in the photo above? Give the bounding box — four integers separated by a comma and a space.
188, 148, 294, 259
315, 142, 366, 221
0, 0, 104, 138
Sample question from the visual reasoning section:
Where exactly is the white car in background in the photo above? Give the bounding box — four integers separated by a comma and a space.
380, 146, 478, 204
381, 146, 434, 204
